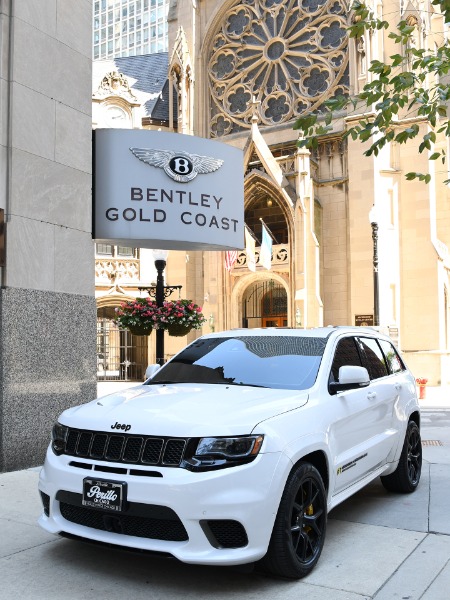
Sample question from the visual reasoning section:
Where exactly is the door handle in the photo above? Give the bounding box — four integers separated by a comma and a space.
367, 392, 377, 400
395, 383, 402, 390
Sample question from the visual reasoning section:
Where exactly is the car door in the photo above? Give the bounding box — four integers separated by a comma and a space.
357, 336, 400, 461
329, 335, 393, 495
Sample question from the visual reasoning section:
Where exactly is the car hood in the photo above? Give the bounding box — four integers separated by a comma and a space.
60, 383, 309, 437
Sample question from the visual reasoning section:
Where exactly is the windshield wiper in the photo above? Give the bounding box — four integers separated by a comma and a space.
146, 380, 268, 388
146, 380, 187, 385
217, 382, 268, 388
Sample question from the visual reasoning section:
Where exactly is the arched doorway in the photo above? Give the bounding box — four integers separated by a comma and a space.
243, 280, 287, 328
96, 306, 148, 381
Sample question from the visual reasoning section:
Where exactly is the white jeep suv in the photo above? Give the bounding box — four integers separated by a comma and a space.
38, 327, 421, 579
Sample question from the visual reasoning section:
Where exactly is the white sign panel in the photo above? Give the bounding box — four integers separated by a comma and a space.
94, 129, 244, 250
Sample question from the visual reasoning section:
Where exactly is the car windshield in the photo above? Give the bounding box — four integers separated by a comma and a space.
148, 336, 326, 390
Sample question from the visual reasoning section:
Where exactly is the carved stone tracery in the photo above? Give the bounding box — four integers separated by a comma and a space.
208, 0, 350, 136
95, 259, 140, 282
93, 71, 137, 102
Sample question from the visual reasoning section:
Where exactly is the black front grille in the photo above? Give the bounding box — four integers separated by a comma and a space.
59, 495, 188, 542
64, 428, 186, 467
202, 519, 248, 549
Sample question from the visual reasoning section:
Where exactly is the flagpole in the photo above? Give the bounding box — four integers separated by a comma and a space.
244, 223, 259, 243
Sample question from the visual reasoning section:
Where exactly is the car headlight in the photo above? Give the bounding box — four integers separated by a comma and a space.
196, 435, 264, 458
183, 435, 264, 471
51, 422, 68, 455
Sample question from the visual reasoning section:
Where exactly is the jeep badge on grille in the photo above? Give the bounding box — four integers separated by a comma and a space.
111, 422, 131, 431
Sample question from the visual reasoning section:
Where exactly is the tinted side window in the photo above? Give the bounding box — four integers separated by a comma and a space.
357, 337, 389, 380
378, 339, 405, 374
330, 337, 362, 382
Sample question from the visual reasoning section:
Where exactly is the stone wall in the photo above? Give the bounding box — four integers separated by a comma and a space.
0, 288, 97, 471
0, 0, 95, 471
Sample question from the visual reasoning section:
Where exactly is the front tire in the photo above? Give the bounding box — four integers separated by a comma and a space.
260, 462, 327, 579
380, 420, 422, 493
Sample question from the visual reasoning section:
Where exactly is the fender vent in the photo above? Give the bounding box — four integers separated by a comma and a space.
201, 519, 248, 549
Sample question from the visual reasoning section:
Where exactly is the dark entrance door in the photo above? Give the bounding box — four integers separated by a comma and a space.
243, 281, 287, 328
262, 317, 287, 327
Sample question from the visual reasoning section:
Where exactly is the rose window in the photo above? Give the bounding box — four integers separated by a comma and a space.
208, 0, 349, 136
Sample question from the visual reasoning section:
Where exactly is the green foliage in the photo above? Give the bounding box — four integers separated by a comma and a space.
294, 1, 450, 184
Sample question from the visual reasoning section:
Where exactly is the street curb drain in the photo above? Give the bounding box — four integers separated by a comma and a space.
422, 440, 443, 446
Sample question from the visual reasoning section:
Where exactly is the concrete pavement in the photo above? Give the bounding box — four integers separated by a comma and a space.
1, 385, 450, 599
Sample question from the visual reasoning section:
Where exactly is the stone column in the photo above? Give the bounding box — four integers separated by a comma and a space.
0, 0, 96, 472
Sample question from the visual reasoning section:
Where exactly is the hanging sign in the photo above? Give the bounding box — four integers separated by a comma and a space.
93, 129, 244, 250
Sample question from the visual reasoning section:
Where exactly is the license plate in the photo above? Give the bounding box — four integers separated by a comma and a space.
82, 478, 126, 512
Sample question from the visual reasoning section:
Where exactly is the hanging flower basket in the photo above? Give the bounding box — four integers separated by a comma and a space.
167, 323, 193, 337
127, 324, 153, 336
114, 297, 159, 335
157, 299, 206, 335
115, 297, 205, 337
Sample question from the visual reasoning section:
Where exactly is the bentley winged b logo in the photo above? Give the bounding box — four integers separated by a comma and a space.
129, 147, 224, 183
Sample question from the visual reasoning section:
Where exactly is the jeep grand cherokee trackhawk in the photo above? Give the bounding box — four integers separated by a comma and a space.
38, 327, 422, 579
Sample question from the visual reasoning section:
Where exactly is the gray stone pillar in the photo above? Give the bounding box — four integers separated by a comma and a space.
0, 1, 96, 472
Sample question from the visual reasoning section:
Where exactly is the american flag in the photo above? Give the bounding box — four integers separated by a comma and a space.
224, 250, 238, 272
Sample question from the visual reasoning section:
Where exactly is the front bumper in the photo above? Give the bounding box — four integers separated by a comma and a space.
38, 446, 290, 565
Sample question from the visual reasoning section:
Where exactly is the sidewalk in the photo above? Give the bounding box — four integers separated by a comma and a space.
416, 385, 450, 409
1, 389, 450, 599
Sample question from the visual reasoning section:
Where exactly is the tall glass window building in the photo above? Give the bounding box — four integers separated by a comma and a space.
93, 0, 169, 59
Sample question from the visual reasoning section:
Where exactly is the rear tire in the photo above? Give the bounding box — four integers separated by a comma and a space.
380, 420, 422, 493
259, 462, 327, 579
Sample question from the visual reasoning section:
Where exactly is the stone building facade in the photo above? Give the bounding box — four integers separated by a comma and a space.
93, 0, 450, 387
165, 0, 450, 384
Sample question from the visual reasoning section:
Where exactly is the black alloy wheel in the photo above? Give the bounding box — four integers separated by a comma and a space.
406, 421, 422, 485
381, 420, 422, 493
260, 462, 327, 579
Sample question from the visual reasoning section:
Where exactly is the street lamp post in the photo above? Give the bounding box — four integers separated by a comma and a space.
139, 250, 182, 367
154, 254, 167, 366
369, 205, 380, 327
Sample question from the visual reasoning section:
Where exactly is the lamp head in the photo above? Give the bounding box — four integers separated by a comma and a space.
369, 204, 378, 225
151, 249, 169, 262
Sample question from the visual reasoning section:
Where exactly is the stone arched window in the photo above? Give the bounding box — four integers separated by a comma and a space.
169, 27, 193, 134
208, 0, 350, 137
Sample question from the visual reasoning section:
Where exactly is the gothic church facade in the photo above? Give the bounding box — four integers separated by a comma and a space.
165, 0, 450, 384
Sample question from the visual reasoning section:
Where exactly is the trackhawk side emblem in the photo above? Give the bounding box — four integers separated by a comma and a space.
129, 147, 224, 183
336, 453, 368, 475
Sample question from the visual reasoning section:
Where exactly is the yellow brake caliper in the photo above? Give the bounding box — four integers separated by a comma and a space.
304, 503, 314, 533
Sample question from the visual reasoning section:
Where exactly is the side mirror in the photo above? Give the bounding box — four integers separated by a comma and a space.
329, 365, 370, 395
144, 364, 161, 380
